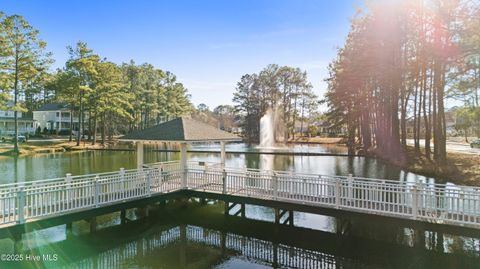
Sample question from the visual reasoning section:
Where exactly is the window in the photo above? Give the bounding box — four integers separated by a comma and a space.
56, 112, 60, 117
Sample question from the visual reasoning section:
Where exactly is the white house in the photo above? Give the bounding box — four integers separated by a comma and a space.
33, 103, 79, 133
0, 108, 36, 136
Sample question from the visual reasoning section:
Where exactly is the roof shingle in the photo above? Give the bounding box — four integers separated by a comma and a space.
35, 103, 69, 111
121, 117, 241, 142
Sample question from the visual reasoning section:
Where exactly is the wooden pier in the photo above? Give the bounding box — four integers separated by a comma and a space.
0, 161, 479, 231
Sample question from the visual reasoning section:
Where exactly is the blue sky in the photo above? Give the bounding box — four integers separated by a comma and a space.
1, 0, 358, 109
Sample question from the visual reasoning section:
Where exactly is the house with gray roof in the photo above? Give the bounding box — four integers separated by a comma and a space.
33, 103, 80, 133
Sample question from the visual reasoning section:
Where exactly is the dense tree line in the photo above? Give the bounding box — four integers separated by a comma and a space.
47, 43, 193, 146
233, 64, 319, 143
191, 103, 237, 131
325, 0, 480, 165
0, 13, 192, 151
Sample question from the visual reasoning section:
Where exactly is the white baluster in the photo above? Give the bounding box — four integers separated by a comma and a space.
94, 176, 100, 208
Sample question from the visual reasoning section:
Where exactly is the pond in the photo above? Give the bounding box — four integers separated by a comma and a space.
0, 143, 434, 185
0, 143, 478, 268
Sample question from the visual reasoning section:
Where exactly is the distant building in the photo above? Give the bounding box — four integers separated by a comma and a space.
33, 103, 79, 133
0, 107, 36, 136
406, 108, 461, 138
294, 121, 309, 134
312, 121, 346, 136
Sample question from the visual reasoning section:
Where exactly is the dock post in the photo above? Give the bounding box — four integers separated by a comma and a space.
159, 164, 164, 192
146, 170, 152, 197
90, 217, 97, 233
121, 209, 126, 224
288, 210, 294, 226
273, 172, 278, 200
66, 173, 72, 207
145, 205, 150, 217
17, 186, 25, 224
412, 184, 418, 220
94, 176, 100, 208
136, 141, 144, 170
274, 208, 280, 224
347, 174, 353, 204
17, 187, 25, 224
119, 168, 125, 200
222, 169, 227, 194
220, 141, 226, 168
66, 222, 73, 239
336, 218, 351, 236
180, 142, 187, 189
335, 180, 341, 209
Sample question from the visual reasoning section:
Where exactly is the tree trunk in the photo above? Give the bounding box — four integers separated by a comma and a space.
423, 67, 431, 159
12, 47, 20, 154
101, 112, 106, 145
87, 108, 92, 141
92, 112, 97, 145
436, 66, 447, 163
76, 91, 83, 146
69, 107, 73, 142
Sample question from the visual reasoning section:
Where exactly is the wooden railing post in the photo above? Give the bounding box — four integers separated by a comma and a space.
119, 168, 125, 200
412, 184, 418, 220
182, 167, 188, 189
18, 187, 25, 224
273, 172, 278, 200
94, 176, 100, 208
147, 170, 152, 197
159, 164, 164, 192
347, 174, 353, 203
66, 173, 72, 205
222, 169, 227, 194
181, 143, 187, 189
335, 180, 341, 209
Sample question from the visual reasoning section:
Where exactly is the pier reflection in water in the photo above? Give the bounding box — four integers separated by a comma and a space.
1, 200, 479, 269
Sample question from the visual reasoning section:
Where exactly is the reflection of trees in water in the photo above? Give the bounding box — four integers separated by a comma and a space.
273, 155, 293, 171
245, 154, 260, 169
347, 157, 354, 175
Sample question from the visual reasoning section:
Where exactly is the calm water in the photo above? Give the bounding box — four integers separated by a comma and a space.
0, 200, 479, 269
0, 143, 435, 185
0, 143, 478, 268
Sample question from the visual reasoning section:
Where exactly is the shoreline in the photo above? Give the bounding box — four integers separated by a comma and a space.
0, 141, 109, 156
402, 146, 480, 187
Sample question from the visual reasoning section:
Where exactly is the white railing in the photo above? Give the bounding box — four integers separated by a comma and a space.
0, 166, 183, 225
1, 161, 479, 229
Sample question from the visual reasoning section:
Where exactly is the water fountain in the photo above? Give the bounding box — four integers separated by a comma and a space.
259, 108, 282, 171
259, 109, 275, 148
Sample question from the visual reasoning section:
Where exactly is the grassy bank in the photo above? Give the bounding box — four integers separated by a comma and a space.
405, 146, 480, 187
0, 141, 110, 156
